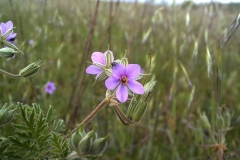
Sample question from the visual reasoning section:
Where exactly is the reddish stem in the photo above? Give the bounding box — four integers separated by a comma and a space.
63, 98, 109, 141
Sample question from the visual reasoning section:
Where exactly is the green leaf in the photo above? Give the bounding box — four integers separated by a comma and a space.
46, 106, 55, 123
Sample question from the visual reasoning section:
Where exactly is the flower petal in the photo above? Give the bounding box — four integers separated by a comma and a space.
126, 64, 141, 79
91, 52, 105, 64
86, 65, 102, 74
7, 33, 16, 42
105, 77, 120, 90
95, 71, 108, 81
116, 84, 128, 103
0, 21, 13, 35
111, 64, 125, 79
128, 80, 145, 94
5, 21, 13, 29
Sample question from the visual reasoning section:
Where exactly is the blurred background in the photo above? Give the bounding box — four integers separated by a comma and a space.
1, 0, 240, 159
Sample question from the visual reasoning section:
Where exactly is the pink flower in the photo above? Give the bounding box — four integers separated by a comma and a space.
86, 50, 114, 81
45, 82, 56, 95
105, 64, 145, 103
0, 21, 17, 43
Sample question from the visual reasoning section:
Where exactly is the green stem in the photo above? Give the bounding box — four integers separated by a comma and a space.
0, 68, 21, 78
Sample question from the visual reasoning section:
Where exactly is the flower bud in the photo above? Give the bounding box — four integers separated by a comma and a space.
77, 124, 97, 154
142, 80, 156, 101
216, 114, 225, 130
69, 125, 86, 151
131, 99, 147, 122
0, 47, 18, 58
19, 60, 43, 77
0, 103, 15, 127
66, 151, 79, 160
126, 80, 156, 122
89, 133, 111, 156
67, 124, 111, 159
200, 113, 211, 130
120, 57, 128, 66
195, 127, 203, 144
105, 50, 114, 68
223, 112, 231, 128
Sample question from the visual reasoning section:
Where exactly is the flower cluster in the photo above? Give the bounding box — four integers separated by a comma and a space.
86, 50, 145, 103
67, 124, 110, 160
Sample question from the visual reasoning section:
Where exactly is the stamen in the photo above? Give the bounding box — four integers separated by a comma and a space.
121, 75, 128, 85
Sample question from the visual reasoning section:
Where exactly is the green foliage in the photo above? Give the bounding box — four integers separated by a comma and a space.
50, 132, 69, 159
1, 0, 240, 159
4, 103, 70, 159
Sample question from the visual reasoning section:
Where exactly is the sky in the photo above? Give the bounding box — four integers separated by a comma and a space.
174, 0, 240, 3
118, 0, 240, 4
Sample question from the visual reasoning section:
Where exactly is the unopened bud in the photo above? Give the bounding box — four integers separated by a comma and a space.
89, 133, 111, 156
19, 60, 43, 77
0, 47, 18, 58
69, 124, 86, 151
0, 103, 15, 127
120, 57, 128, 66
195, 127, 203, 144
200, 113, 211, 129
105, 50, 114, 68
223, 112, 231, 128
126, 80, 156, 122
78, 124, 97, 154
66, 151, 79, 160
216, 114, 225, 130
142, 80, 156, 101
131, 99, 147, 122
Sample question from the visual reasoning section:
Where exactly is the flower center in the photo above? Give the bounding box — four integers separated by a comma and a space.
121, 75, 128, 86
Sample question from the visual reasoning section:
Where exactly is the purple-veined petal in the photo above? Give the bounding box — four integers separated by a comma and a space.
95, 71, 108, 81
116, 84, 128, 103
86, 65, 102, 74
127, 80, 145, 94
126, 64, 141, 79
6, 33, 16, 41
105, 76, 120, 90
7, 33, 16, 39
111, 64, 125, 79
91, 52, 105, 64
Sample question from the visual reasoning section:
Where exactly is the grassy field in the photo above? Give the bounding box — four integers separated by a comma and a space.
1, 0, 240, 159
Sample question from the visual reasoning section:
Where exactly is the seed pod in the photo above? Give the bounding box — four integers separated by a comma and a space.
19, 60, 43, 77
195, 127, 203, 144
77, 124, 98, 155
0, 47, 18, 58
131, 99, 147, 122
120, 57, 128, 66
0, 103, 15, 127
200, 113, 211, 130
216, 114, 225, 130
89, 134, 111, 156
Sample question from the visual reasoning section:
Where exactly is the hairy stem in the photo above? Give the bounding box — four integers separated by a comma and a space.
0, 69, 21, 78
63, 97, 110, 141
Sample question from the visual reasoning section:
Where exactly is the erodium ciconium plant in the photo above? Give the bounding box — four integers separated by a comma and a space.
85, 49, 156, 124
65, 50, 156, 159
